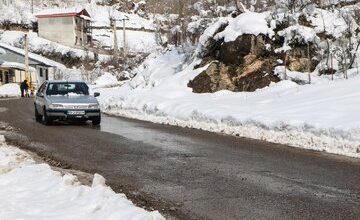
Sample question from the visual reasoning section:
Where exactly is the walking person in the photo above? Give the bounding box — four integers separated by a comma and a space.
20, 80, 29, 97
26, 79, 31, 97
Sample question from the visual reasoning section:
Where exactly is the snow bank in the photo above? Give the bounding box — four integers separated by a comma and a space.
0, 135, 165, 220
93, 72, 121, 88
96, 50, 360, 158
0, 84, 20, 98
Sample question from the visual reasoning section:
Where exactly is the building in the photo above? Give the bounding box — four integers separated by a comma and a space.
35, 8, 92, 47
0, 43, 63, 89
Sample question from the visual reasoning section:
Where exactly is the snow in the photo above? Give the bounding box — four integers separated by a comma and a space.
86, 4, 155, 30
0, 84, 20, 98
197, 17, 229, 56
0, 42, 66, 69
0, 31, 110, 63
92, 29, 157, 53
93, 72, 121, 88
215, 12, 274, 42
0, 1, 155, 31
0, 61, 36, 72
0, 135, 165, 220
309, 9, 349, 38
278, 25, 319, 44
95, 50, 360, 158
35, 7, 85, 17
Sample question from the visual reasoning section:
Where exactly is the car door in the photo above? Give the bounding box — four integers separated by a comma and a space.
35, 82, 47, 115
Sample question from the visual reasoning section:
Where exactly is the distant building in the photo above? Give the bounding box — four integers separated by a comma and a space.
35, 8, 92, 47
0, 43, 62, 88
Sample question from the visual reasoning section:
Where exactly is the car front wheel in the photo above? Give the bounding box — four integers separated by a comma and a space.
34, 105, 42, 122
92, 116, 101, 125
43, 108, 53, 125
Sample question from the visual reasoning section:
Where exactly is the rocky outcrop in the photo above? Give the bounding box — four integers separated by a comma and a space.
189, 34, 280, 93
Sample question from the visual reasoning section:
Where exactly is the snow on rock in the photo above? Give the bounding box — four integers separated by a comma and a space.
197, 17, 229, 55
0, 135, 165, 220
215, 12, 274, 42
0, 84, 20, 98
278, 25, 319, 44
96, 50, 360, 158
309, 8, 349, 38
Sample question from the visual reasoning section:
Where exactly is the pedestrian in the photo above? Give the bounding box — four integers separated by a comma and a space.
20, 80, 29, 97
26, 80, 31, 97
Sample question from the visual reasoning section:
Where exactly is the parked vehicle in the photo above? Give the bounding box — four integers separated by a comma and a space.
34, 80, 101, 125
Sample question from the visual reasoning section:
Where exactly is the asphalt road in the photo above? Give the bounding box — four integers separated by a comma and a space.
0, 98, 359, 220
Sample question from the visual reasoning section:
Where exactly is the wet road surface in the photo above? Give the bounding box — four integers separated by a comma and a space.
0, 98, 359, 220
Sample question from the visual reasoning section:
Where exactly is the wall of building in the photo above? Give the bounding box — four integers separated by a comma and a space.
38, 17, 76, 46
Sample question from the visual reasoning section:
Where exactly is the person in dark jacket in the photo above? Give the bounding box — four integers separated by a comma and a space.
20, 80, 29, 97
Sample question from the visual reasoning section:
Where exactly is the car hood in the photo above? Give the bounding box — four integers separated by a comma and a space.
47, 95, 98, 104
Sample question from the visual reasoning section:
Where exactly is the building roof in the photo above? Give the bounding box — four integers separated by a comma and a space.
35, 7, 91, 19
0, 43, 66, 69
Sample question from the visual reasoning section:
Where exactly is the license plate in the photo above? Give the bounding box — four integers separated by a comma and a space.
68, 110, 85, 115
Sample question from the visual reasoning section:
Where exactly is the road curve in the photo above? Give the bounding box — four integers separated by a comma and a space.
0, 98, 359, 220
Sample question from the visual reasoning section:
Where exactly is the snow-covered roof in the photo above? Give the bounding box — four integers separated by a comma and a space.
35, 7, 90, 18
0, 61, 36, 72
0, 43, 65, 69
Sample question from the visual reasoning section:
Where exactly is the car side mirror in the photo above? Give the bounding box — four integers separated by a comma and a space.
37, 92, 44, 97
94, 92, 100, 97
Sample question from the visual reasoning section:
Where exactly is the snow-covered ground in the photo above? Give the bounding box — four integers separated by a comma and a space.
0, 31, 110, 62
0, 0, 155, 31
95, 50, 360, 158
0, 135, 165, 220
92, 29, 157, 53
0, 83, 20, 98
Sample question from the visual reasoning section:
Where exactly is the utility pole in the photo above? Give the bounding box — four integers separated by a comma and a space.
31, 0, 34, 14
24, 33, 31, 93
307, 43, 311, 84
284, 52, 288, 80
112, 18, 119, 62
24, 34, 29, 78
120, 15, 129, 62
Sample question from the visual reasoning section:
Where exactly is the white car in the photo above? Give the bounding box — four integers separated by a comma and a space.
34, 80, 101, 125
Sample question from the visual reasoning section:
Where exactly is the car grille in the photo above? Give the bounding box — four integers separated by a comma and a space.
63, 104, 89, 109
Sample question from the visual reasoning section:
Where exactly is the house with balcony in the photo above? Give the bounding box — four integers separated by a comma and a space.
35, 8, 92, 47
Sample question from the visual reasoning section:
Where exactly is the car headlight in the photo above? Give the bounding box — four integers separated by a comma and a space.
88, 104, 100, 109
49, 104, 64, 109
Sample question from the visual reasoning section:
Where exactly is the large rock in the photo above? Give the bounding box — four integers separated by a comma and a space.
188, 58, 279, 93
218, 34, 267, 65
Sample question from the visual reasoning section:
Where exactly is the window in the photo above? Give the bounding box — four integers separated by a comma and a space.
38, 82, 47, 94
46, 82, 89, 96
39, 68, 43, 77
45, 69, 49, 80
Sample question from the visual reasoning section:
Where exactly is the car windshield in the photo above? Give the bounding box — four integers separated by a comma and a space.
46, 83, 89, 96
